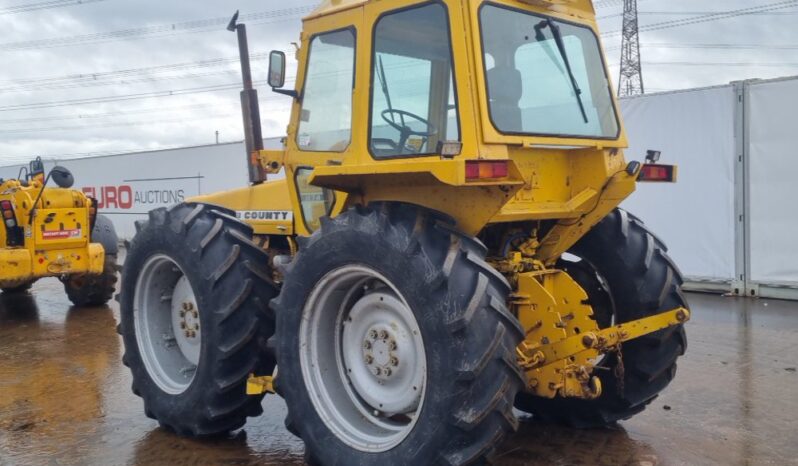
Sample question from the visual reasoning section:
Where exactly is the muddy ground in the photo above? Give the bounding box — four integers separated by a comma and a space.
1, 278, 796, 466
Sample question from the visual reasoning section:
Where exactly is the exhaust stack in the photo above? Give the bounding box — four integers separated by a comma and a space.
228, 11, 266, 184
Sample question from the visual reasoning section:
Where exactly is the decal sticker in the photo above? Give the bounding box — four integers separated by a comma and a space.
42, 229, 82, 239
236, 211, 293, 222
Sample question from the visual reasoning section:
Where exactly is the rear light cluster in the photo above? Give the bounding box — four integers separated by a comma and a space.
0, 200, 23, 246
1, 200, 16, 228
638, 164, 677, 182
465, 161, 509, 181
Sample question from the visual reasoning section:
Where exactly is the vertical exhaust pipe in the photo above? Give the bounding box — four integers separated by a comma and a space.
228, 11, 266, 184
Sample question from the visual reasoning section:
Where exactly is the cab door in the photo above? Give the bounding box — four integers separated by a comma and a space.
283, 13, 361, 236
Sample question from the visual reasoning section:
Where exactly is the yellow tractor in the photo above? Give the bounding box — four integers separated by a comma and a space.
119, 1, 689, 464
0, 157, 118, 306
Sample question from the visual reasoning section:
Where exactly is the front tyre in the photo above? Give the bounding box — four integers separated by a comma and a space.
119, 203, 277, 436
273, 203, 525, 466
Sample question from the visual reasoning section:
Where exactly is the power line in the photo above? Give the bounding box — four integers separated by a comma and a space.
0, 5, 316, 52
0, 52, 274, 86
593, 0, 653, 9
646, 61, 798, 67
608, 60, 798, 67
0, 113, 239, 135
0, 81, 266, 112
602, 0, 798, 36
605, 42, 798, 51
598, 10, 798, 20
0, 103, 234, 125
0, 0, 108, 15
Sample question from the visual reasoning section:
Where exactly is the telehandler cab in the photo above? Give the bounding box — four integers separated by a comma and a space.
120, 1, 689, 464
0, 157, 118, 306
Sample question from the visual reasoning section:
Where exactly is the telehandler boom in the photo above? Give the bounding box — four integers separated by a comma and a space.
120, 1, 688, 464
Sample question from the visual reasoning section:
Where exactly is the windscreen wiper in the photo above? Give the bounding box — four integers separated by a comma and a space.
537, 19, 589, 124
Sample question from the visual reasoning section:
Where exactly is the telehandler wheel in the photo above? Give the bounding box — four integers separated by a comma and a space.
64, 214, 119, 307
2, 282, 33, 294
515, 209, 688, 428
64, 255, 118, 307
273, 203, 525, 466
119, 203, 277, 436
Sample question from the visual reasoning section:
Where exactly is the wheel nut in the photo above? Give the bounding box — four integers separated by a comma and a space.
192, 310, 199, 318
185, 330, 191, 338
194, 323, 200, 331
384, 368, 392, 377
180, 322, 187, 330
364, 355, 374, 365
369, 330, 378, 340
379, 330, 389, 340
373, 367, 382, 376
180, 310, 186, 318
363, 341, 372, 350
390, 357, 399, 367
389, 340, 397, 351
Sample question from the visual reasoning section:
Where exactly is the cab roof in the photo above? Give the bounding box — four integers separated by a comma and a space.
307, 0, 595, 20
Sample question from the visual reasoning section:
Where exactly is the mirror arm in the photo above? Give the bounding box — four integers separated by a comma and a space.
272, 88, 299, 99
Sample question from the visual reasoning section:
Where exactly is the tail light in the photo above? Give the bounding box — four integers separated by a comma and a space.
465, 161, 509, 181
638, 164, 677, 183
0, 200, 23, 246
1, 200, 16, 228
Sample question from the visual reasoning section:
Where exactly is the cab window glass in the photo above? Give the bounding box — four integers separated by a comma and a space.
296, 168, 335, 231
297, 30, 356, 152
369, 4, 459, 157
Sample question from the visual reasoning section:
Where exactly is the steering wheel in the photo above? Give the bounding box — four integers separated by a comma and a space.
381, 109, 438, 153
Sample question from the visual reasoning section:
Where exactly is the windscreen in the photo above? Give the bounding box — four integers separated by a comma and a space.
481, 4, 619, 139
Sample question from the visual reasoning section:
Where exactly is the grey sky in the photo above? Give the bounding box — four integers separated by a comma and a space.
0, 0, 796, 164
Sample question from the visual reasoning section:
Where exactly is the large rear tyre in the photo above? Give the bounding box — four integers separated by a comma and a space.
273, 203, 525, 466
515, 209, 688, 427
64, 215, 119, 307
119, 203, 277, 436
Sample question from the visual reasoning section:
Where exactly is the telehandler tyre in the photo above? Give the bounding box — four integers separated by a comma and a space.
272, 203, 525, 466
515, 209, 688, 428
2, 282, 33, 294
65, 215, 119, 307
119, 203, 276, 436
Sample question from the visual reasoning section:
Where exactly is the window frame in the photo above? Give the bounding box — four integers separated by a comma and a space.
294, 166, 337, 233
295, 26, 358, 154
367, 0, 462, 160
478, 2, 621, 141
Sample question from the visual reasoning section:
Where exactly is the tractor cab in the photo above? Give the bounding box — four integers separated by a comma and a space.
250, 0, 631, 242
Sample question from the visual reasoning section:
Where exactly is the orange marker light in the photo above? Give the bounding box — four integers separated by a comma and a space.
466, 161, 509, 181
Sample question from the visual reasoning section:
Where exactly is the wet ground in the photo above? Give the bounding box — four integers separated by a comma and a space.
1, 278, 796, 466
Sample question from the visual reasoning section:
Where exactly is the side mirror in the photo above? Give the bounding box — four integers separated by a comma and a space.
51, 166, 74, 189
268, 51, 287, 89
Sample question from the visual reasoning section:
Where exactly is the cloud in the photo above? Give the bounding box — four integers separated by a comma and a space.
0, 0, 796, 164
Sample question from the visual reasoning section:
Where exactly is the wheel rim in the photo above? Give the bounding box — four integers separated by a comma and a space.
299, 265, 427, 453
134, 254, 201, 395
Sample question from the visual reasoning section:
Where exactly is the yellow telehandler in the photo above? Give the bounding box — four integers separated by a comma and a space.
0, 157, 118, 307
119, 1, 689, 464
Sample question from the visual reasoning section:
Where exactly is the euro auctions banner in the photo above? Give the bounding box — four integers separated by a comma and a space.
0, 140, 282, 239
